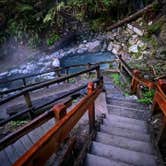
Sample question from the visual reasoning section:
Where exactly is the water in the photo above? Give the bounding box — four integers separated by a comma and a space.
0, 51, 115, 90
61, 52, 115, 73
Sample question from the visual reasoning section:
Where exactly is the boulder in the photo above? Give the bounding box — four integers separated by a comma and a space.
86, 40, 102, 53
107, 42, 113, 51
112, 44, 122, 55
77, 47, 88, 54
106, 32, 114, 40
129, 45, 138, 53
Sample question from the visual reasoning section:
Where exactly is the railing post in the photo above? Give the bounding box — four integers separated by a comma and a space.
22, 78, 26, 87
158, 79, 166, 94
152, 79, 166, 115
66, 68, 69, 83
52, 103, 67, 120
23, 91, 33, 119
55, 68, 61, 78
96, 65, 100, 80
88, 82, 95, 133
118, 55, 122, 72
157, 117, 166, 147
87, 63, 91, 78
130, 69, 141, 94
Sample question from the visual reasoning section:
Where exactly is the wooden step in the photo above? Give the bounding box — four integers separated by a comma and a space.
100, 125, 151, 142
106, 97, 148, 110
96, 132, 155, 155
84, 153, 132, 166
106, 114, 147, 127
91, 141, 157, 166
107, 105, 150, 120
103, 119, 148, 134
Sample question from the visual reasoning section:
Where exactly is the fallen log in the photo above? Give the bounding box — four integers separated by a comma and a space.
107, 1, 159, 31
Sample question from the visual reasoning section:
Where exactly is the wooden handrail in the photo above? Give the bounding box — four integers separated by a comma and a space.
0, 79, 101, 126
118, 55, 166, 146
0, 98, 72, 151
118, 55, 166, 148
0, 65, 100, 106
0, 60, 115, 86
13, 82, 103, 166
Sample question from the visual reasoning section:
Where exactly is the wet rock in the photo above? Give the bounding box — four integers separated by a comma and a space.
0, 72, 8, 78
112, 44, 122, 55
129, 45, 138, 53
101, 41, 107, 52
77, 47, 88, 54
107, 42, 113, 51
106, 32, 114, 40
125, 95, 138, 100
86, 40, 102, 53
127, 24, 143, 36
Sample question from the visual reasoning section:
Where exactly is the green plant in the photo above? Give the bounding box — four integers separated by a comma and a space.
8, 120, 29, 129
111, 73, 121, 86
147, 22, 163, 35
138, 89, 155, 104
46, 34, 60, 46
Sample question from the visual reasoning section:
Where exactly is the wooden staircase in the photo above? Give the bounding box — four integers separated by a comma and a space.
85, 77, 160, 166
0, 56, 166, 166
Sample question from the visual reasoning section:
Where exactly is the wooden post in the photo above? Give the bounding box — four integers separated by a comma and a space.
118, 55, 122, 72
87, 63, 91, 78
158, 79, 166, 94
88, 82, 95, 133
52, 103, 67, 121
23, 91, 33, 119
66, 68, 69, 83
130, 70, 141, 94
96, 66, 100, 82
157, 117, 166, 147
99, 76, 104, 88
22, 78, 26, 87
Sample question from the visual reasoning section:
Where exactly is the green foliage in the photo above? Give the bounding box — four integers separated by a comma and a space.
90, 18, 106, 32
16, 3, 33, 13
111, 73, 121, 86
147, 22, 163, 35
46, 34, 60, 46
8, 120, 29, 129
138, 89, 155, 104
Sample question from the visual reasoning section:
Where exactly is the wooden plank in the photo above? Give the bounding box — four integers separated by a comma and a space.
20, 135, 34, 151
0, 150, 11, 166
12, 140, 27, 158
42, 119, 55, 133
28, 127, 44, 144
4, 145, 20, 164
13, 86, 102, 166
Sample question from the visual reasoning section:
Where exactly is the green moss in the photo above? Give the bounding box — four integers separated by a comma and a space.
46, 34, 60, 46
138, 89, 155, 104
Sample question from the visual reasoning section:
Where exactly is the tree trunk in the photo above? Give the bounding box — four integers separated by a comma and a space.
107, 1, 159, 31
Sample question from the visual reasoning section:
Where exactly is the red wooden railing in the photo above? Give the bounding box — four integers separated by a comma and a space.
118, 55, 166, 146
13, 80, 103, 166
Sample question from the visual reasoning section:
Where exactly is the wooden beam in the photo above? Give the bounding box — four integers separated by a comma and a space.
13, 86, 102, 166
107, 2, 158, 31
